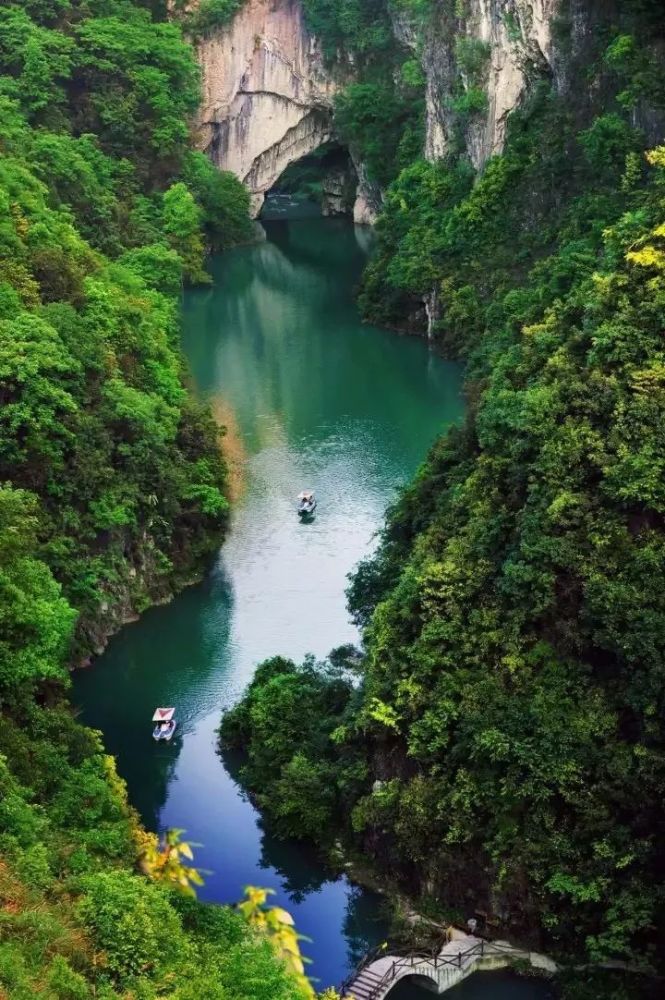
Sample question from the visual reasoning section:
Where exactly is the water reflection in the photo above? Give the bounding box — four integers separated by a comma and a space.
387, 969, 555, 1000
74, 566, 235, 828
73, 217, 464, 986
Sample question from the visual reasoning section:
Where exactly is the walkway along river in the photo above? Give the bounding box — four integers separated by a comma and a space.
73, 213, 550, 997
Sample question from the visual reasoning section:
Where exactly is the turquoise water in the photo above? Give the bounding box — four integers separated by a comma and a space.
72, 216, 468, 988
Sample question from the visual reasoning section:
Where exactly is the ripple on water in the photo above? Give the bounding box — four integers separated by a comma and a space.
72, 217, 465, 988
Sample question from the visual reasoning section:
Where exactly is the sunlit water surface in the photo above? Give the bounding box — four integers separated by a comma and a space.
74, 214, 509, 989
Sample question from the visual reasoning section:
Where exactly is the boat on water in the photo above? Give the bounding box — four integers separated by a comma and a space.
297, 490, 317, 516
152, 707, 176, 741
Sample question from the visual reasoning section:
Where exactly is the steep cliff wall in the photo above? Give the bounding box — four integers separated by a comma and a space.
194, 1, 565, 221
401, 0, 561, 334
196, 0, 339, 216
421, 0, 558, 170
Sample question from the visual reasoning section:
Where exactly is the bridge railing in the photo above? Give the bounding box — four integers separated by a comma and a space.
343, 939, 531, 999
339, 943, 436, 998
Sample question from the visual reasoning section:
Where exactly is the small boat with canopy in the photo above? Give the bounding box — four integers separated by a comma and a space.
297, 490, 316, 516
152, 707, 176, 741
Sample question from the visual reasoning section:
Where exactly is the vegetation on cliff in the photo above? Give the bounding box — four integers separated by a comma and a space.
0, 0, 257, 653
221, 0, 665, 979
0, 2, 314, 998
302, 0, 426, 187
0, 697, 310, 999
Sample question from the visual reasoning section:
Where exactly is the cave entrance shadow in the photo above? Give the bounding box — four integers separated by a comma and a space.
259, 142, 356, 220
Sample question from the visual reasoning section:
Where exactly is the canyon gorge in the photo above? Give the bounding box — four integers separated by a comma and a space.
195, 0, 561, 222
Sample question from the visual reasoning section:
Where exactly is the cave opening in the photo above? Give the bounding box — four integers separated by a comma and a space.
260, 142, 357, 220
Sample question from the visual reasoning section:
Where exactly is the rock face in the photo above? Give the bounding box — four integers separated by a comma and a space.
421, 0, 558, 170
351, 153, 383, 225
197, 0, 342, 217
321, 160, 356, 217
194, 0, 566, 223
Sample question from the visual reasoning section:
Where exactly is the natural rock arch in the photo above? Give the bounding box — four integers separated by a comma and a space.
196, 0, 339, 217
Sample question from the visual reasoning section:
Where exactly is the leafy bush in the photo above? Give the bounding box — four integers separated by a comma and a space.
78, 871, 181, 983
301, 0, 425, 188
220, 656, 359, 843
454, 36, 490, 82
301, 0, 393, 60
579, 113, 641, 176
187, 0, 243, 37
334, 82, 424, 187
449, 85, 488, 117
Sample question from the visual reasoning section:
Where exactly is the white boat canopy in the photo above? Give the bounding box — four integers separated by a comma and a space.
152, 707, 175, 722
297, 490, 314, 500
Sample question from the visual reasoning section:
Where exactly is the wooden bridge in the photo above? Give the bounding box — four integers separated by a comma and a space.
340, 931, 558, 999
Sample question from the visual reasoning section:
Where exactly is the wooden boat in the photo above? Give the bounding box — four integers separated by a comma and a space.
152, 707, 176, 741
297, 490, 316, 516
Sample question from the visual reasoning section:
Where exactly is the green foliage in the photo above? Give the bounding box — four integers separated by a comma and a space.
226, 10, 665, 977
118, 242, 184, 296
449, 85, 488, 118
220, 655, 362, 843
0, 1, 252, 260
185, 0, 243, 36
0, 487, 74, 698
359, 81, 646, 345
301, 0, 394, 61
0, 1, 242, 664
454, 36, 490, 83
391, 0, 434, 27
579, 113, 642, 177
182, 152, 254, 250
502, 11, 522, 44
335, 82, 424, 187
321, 152, 665, 966
604, 32, 665, 110
162, 181, 208, 284
401, 57, 425, 88
302, 0, 426, 188
78, 870, 181, 983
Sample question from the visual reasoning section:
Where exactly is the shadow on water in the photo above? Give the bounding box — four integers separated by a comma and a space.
74, 564, 235, 829
387, 969, 556, 1000
224, 744, 389, 960
73, 216, 465, 988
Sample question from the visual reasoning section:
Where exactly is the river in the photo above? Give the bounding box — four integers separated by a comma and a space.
72, 213, 550, 998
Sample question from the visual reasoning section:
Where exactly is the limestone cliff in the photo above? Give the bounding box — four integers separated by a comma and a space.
194, 0, 388, 221
417, 0, 558, 171
196, 0, 340, 217
194, 0, 562, 223
403, 0, 560, 335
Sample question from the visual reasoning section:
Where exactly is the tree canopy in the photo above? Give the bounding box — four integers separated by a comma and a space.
219, 3, 665, 982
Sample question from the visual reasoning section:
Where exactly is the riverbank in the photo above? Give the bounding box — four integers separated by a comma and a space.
72, 216, 464, 988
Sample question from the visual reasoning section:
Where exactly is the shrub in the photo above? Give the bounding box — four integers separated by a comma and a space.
77, 871, 182, 984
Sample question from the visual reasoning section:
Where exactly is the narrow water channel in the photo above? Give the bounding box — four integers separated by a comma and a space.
72, 214, 543, 995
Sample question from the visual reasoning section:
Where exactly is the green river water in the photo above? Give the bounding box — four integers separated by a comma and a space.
73, 212, 552, 998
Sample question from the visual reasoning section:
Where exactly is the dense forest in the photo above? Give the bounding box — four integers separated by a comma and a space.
3, 0, 665, 996
222, 0, 665, 988
0, 2, 314, 998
